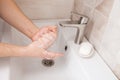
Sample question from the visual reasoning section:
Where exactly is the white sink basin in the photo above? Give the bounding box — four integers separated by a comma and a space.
10, 41, 118, 80
1, 20, 118, 80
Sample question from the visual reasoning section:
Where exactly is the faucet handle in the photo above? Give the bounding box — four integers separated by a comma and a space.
70, 11, 89, 24
78, 17, 88, 24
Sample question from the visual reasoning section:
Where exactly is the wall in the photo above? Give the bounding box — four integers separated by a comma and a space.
15, 0, 74, 19
0, 18, 4, 41
74, 0, 120, 79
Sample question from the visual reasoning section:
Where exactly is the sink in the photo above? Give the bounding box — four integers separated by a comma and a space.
1, 20, 118, 80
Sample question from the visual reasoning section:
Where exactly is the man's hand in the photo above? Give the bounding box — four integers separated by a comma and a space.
32, 26, 58, 49
32, 26, 57, 40
27, 26, 63, 59
24, 40, 63, 59
0, 0, 62, 58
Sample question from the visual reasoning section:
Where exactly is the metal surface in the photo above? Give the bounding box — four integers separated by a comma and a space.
59, 20, 87, 44
42, 59, 55, 67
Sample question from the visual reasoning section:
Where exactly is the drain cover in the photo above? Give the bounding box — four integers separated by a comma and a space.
65, 45, 68, 51
42, 59, 54, 67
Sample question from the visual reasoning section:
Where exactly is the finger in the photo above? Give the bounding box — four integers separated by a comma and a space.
48, 32, 57, 39
32, 27, 50, 41
36, 32, 56, 49
32, 30, 43, 41
48, 26, 57, 33
40, 33, 55, 43
32, 26, 57, 41
40, 37, 52, 49
43, 51, 64, 59
43, 33, 56, 42
38, 27, 49, 35
29, 40, 42, 47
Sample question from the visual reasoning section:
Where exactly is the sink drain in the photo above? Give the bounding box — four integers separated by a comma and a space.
42, 59, 54, 67
65, 45, 68, 51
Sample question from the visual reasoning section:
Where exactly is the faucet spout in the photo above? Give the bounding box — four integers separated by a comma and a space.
59, 19, 87, 44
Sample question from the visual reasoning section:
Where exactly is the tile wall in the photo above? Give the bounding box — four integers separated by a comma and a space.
74, 0, 120, 79
15, 0, 74, 19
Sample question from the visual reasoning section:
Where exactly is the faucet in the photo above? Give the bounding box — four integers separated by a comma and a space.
59, 13, 88, 44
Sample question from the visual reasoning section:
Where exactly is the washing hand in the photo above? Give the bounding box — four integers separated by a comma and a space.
0, 0, 63, 58
32, 26, 57, 49
26, 26, 63, 59
25, 40, 63, 59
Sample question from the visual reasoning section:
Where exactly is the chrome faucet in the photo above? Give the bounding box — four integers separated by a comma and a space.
59, 12, 89, 44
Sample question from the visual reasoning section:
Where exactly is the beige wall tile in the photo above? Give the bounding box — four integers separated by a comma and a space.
114, 64, 120, 79
90, 10, 108, 41
96, 0, 114, 17
83, 0, 97, 8
74, 0, 120, 79
101, 23, 120, 55
74, 0, 84, 13
15, 0, 74, 19
85, 19, 94, 39
74, 0, 94, 16
85, 9, 108, 50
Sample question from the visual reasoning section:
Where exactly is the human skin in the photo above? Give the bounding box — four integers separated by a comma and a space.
0, 27, 63, 59
0, 0, 39, 39
0, 0, 63, 59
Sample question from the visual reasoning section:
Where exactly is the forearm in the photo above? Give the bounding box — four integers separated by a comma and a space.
0, 28, 63, 58
0, 0, 39, 39
0, 43, 25, 57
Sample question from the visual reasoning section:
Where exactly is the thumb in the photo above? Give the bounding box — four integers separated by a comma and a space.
32, 27, 49, 41
48, 26, 57, 33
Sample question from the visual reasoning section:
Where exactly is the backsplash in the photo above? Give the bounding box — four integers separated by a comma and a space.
0, 19, 4, 42
15, 0, 74, 19
74, 0, 120, 79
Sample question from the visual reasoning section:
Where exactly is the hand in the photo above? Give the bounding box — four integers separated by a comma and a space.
24, 40, 63, 59
26, 26, 63, 59
32, 26, 57, 41
32, 26, 57, 49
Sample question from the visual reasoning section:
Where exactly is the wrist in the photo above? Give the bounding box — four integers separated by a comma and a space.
22, 20, 39, 40
29, 26, 39, 41
13, 46, 28, 57
31, 28, 41, 41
